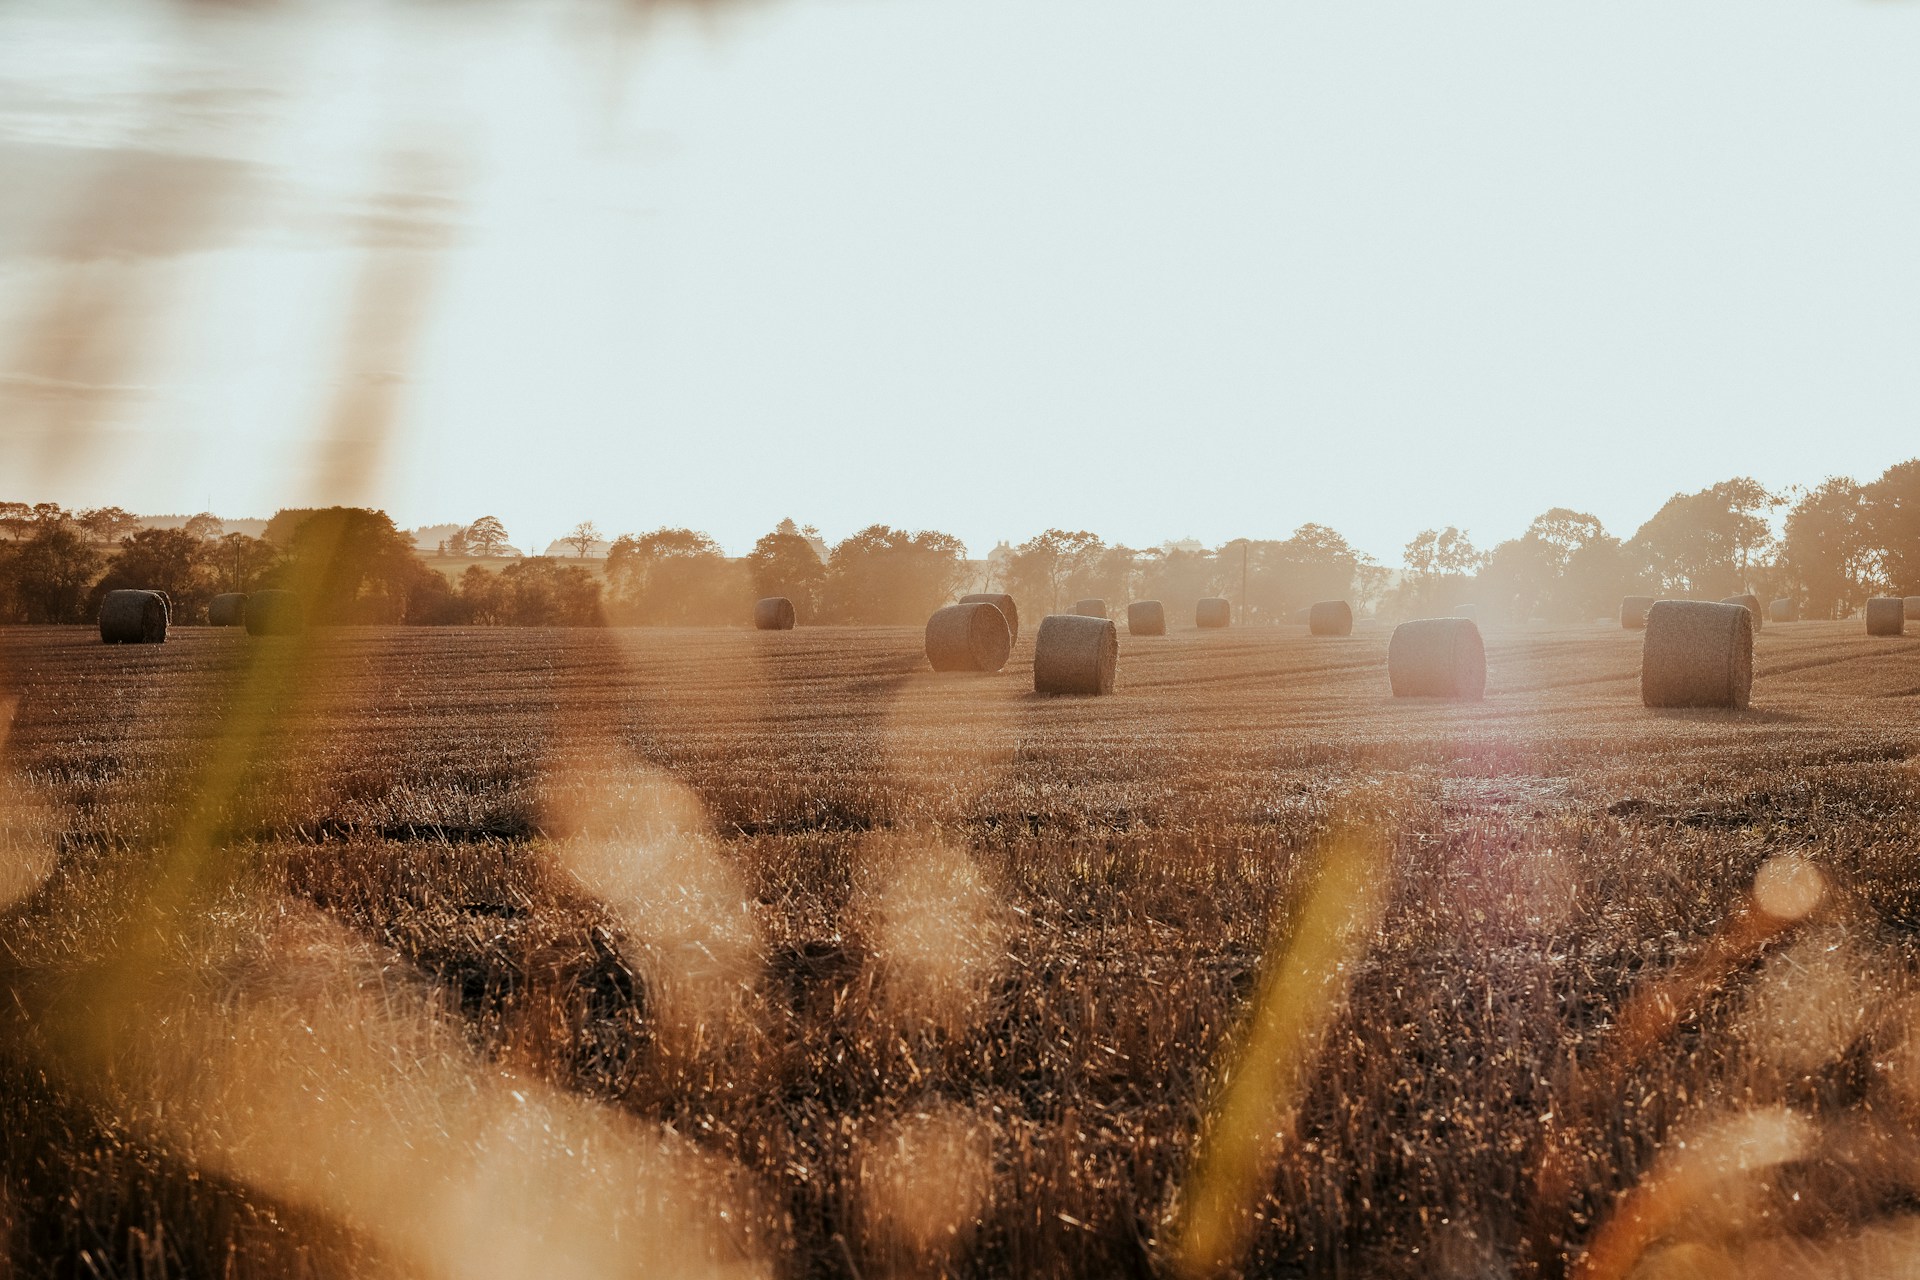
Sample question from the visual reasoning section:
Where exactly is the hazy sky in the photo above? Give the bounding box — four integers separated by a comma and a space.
4, 0, 1919, 560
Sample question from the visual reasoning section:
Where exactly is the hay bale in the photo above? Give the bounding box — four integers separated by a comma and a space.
1126, 600, 1166, 636
245, 589, 304, 637
1387, 618, 1485, 699
1768, 597, 1797, 624
1033, 613, 1117, 695
1620, 595, 1656, 630
1641, 600, 1752, 709
1195, 598, 1231, 629
1866, 597, 1906, 637
208, 593, 247, 627
958, 593, 1018, 644
1072, 598, 1108, 619
925, 602, 1011, 673
1308, 600, 1353, 637
1721, 594, 1764, 631
1906, 596, 1920, 621
155, 591, 173, 621
753, 597, 795, 631
98, 589, 167, 644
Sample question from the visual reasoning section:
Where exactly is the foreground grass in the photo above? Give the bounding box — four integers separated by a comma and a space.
2, 620, 1918, 1277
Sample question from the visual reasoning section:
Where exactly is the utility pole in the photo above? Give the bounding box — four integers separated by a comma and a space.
1240, 541, 1249, 625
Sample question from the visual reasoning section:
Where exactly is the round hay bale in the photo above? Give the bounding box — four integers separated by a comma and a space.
1126, 600, 1166, 636
1308, 600, 1353, 637
154, 591, 173, 621
925, 602, 1010, 673
207, 592, 248, 627
753, 596, 796, 631
1906, 596, 1920, 621
98, 589, 168, 644
1721, 593, 1763, 631
1641, 600, 1752, 709
1072, 598, 1108, 619
1620, 595, 1656, 630
245, 589, 305, 637
1195, 598, 1231, 629
958, 593, 1019, 644
1768, 597, 1797, 624
1387, 618, 1485, 699
1033, 613, 1117, 695
1866, 597, 1906, 637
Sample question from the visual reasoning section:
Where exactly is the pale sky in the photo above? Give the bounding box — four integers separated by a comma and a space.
4, 0, 1919, 561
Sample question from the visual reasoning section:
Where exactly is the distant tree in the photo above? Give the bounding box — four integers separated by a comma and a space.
262, 508, 322, 547
213, 532, 282, 594
606, 528, 743, 624
30, 503, 69, 527
1781, 478, 1879, 618
96, 528, 218, 618
0, 503, 30, 540
445, 525, 470, 557
1628, 478, 1779, 596
1557, 535, 1638, 622
459, 558, 604, 626
282, 507, 435, 622
745, 526, 828, 620
77, 506, 141, 545
1004, 529, 1105, 617
819, 525, 969, 624
1135, 543, 1219, 617
181, 511, 224, 541
0, 521, 101, 622
1396, 527, 1484, 614
1864, 459, 1920, 593
562, 520, 601, 558
1234, 524, 1376, 622
464, 515, 510, 559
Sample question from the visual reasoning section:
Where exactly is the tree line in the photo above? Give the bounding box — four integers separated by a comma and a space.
2, 459, 1916, 627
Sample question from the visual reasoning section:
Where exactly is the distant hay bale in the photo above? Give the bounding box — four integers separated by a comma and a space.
1387, 618, 1486, 699
924, 602, 1011, 673
1768, 597, 1797, 624
1126, 600, 1166, 636
1641, 600, 1752, 709
208, 593, 247, 627
958, 593, 1019, 644
1308, 600, 1353, 637
753, 597, 796, 631
1907, 596, 1920, 621
1721, 593, 1764, 631
98, 589, 168, 644
1866, 597, 1906, 637
245, 589, 305, 637
1195, 598, 1231, 629
1072, 598, 1108, 619
1033, 614, 1117, 695
1620, 595, 1656, 629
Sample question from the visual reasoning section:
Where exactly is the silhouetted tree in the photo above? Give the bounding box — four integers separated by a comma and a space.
77, 506, 141, 545
214, 532, 282, 594
606, 528, 743, 624
1135, 543, 1219, 618
464, 515, 510, 558
281, 507, 436, 622
181, 512, 224, 541
1628, 478, 1779, 596
460, 558, 603, 625
96, 528, 217, 618
746, 526, 827, 621
0, 520, 100, 622
1004, 529, 1105, 618
562, 520, 601, 558
1865, 459, 1920, 593
1781, 478, 1878, 618
819, 525, 968, 624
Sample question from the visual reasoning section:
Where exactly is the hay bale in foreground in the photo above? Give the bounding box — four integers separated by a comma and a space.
208, 593, 247, 627
925, 602, 1011, 673
1033, 614, 1117, 695
1768, 597, 1797, 624
753, 597, 796, 631
1866, 597, 1906, 637
1072, 598, 1107, 619
1126, 600, 1166, 636
1620, 595, 1656, 630
98, 590, 168, 644
1309, 600, 1353, 637
1907, 596, 1920, 621
245, 590, 304, 637
958, 593, 1019, 643
1387, 618, 1485, 699
1195, 598, 1231, 629
1641, 600, 1752, 709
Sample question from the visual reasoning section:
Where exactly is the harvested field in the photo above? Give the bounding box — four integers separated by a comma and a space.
4, 620, 1920, 1278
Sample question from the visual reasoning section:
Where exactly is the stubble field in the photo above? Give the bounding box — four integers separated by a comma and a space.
3, 619, 1919, 1279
